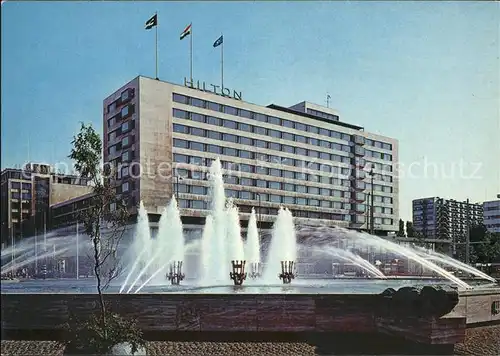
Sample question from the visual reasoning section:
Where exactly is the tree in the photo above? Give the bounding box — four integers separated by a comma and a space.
406, 221, 416, 238
66, 123, 143, 354
397, 219, 406, 237
473, 232, 500, 264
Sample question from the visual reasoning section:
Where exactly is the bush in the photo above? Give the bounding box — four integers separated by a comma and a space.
64, 310, 145, 355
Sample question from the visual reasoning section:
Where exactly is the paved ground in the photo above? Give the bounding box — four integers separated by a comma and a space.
1, 326, 498, 355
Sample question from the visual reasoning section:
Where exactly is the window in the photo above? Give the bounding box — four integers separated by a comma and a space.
296, 135, 306, 144
269, 181, 281, 190
240, 136, 252, 146
256, 180, 267, 188
239, 123, 252, 132
173, 93, 187, 104
224, 106, 238, 116
240, 191, 253, 200
224, 147, 237, 156
270, 142, 281, 151
283, 196, 295, 204
308, 187, 319, 195
240, 164, 253, 173
173, 109, 188, 119
254, 127, 267, 136
191, 113, 205, 123
330, 131, 341, 139
308, 125, 319, 134
223, 133, 237, 143
239, 150, 253, 159
268, 116, 281, 126
321, 200, 331, 208
319, 128, 329, 137
270, 194, 281, 203
191, 127, 205, 137
297, 197, 307, 205
296, 185, 306, 193
190, 142, 204, 151
173, 139, 188, 148
283, 132, 294, 141
207, 116, 221, 126
255, 140, 267, 148
321, 188, 330, 196
283, 120, 294, 128
308, 138, 319, 146
268, 129, 281, 138
284, 183, 295, 191
320, 152, 330, 160
254, 113, 267, 122
191, 98, 205, 108
308, 150, 319, 158
173, 124, 189, 133
207, 101, 221, 112
223, 119, 237, 129
269, 168, 281, 177
226, 190, 238, 198
122, 136, 131, 148
121, 151, 132, 162
382, 143, 392, 150
121, 166, 130, 178
208, 131, 220, 140
240, 178, 253, 186
296, 147, 306, 156
108, 131, 117, 142
283, 145, 294, 154
107, 101, 117, 114
191, 185, 206, 195
295, 122, 306, 131
191, 200, 205, 210
121, 120, 132, 133
239, 109, 252, 119
256, 166, 268, 175
121, 105, 130, 118
122, 182, 130, 193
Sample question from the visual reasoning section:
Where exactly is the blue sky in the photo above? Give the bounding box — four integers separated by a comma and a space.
1, 1, 499, 221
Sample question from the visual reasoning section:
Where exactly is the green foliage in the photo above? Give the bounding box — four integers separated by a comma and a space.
406, 221, 416, 238
64, 310, 145, 355
69, 122, 102, 180
397, 219, 406, 237
473, 232, 500, 264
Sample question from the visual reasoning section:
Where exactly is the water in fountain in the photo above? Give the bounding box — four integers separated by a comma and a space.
350, 230, 472, 289
200, 158, 229, 284
245, 208, 260, 264
199, 215, 213, 284
226, 199, 245, 264
309, 245, 386, 278
263, 207, 297, 283
120, 201, 151, 293
413, 246, 496, 283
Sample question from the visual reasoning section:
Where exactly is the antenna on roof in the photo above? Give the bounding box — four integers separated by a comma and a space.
326, 93, 331, 108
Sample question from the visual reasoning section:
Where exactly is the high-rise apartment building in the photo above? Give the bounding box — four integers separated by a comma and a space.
483, 197, 500, 233
412, 197, 484, 257
103, 76, 399, 234
0, 163, 91, 247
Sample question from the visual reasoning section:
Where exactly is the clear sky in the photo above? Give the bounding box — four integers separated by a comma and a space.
1, 1, 499, 221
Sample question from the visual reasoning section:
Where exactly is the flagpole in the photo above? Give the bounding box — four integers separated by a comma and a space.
190, 23, 193, 82
155, 11, 158, 80
221, 33, 224, 89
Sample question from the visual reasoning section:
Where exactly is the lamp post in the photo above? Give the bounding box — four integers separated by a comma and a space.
368, 168, 374, 235
465, 198, 470, 265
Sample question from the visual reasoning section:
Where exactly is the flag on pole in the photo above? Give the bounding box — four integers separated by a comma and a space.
180, 24, 192, 40
213, 35, 223, 48
145, 14, 157, 30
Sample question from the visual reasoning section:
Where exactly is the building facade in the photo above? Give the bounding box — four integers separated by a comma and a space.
103, 76, 399, 234
412, 197, 484, 257
483, 198, 500, 233
0, 163, 91, 247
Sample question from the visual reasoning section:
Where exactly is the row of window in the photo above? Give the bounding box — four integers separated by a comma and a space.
177, 183, 394, 213
176, 170, 393, 201
176, 199, 394, 225
173, 110, 393, 160
11, 192, 31, 200
173, 152, 394, 190
306, 108, 339, 122
173, 95, 356, 141
10, 182, 31, 189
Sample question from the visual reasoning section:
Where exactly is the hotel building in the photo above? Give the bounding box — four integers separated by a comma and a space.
103, 76, 399, 234
483, 198, 500, 233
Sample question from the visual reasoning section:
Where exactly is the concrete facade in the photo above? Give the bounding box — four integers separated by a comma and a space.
103, 76, 399, 233
483, 198, 500, 233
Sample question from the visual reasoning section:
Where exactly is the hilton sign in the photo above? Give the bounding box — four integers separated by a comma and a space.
184, 78, 242, 101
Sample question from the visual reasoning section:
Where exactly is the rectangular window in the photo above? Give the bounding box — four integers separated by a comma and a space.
239, 136, 252, 146
296, 135, 306, 144
223, 133, 237, 143
173, 124, 188, 133
283, 120, 294, 129
319, 128, 330, 136
121, 120, 132, 133
256, 166, 268, 175
269, 181, 281, 190
296, 147, 306, 156
321, 200, 331, 208
308, 150, 319, 158
208, 131, 220, 140
208, 144, 221, 154
173, 108, 188, 119
269, 168, 281, 177
239, 150, 253, 159
239, 109, 252, 119
270, 142, 281, 151
320, 152, 330, 160
254, 113, 267, 122
224, 147, 237, 157
283, 196, 295, 204
191, 185, 206, 195
297, 197, 307, 205
240, 164, 253, 173
173, 139, 188, 148
255, 140, 267, 148
282, 132, 294, 141
207, 116, 221, 126
207, 101, 221, 112
240, 191, 253, 200
295, 122, 306, 131
224, 106, 238, 116
321, 188, 330, 196
270, 194, 281, 203
268, 116, 281, 126
190, 113, 204, 123
308, 137, 319, 146
190, 142, 204, 151
254, 127, 267, 136
223, 119, 237, 129
308, 125, 319, 134
308, 186, 319, 195
107, 101, 117, 114
296, 185, 306, 193
282, 145, 294, 154
191, 200, 205, 210
173, 93, 187, 104
121, 136, 131, 148
256, 179, 267, 188
121, 151, 131, 162
122, 182, 130, 193
268, 129, 281, 138
240, 178, 253, 186
283, 171, 294, 179
191, 98, 205, 108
